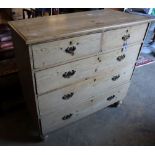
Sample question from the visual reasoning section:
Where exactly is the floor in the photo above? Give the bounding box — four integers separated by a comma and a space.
0, 62, 155, 146
140, 46, 155, 61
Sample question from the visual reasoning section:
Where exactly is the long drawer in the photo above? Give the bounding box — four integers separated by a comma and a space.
102, 23, 147, 51
38, 61, 134, 116
35, 44, 140, 95
32, 33, 101, 69
40, 82, 130, 134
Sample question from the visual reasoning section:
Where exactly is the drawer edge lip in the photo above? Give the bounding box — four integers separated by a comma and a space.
18, 20, 151, 45
38, 80, 131, 117
32, 41, 142, 72
33, 53, 98, 72
27, 30, 103, 45
35, 64, 134, 96
39, 81, 130, 132
101, 41, 143, 53
103, 21, 149, 32
31, 32, 102, 47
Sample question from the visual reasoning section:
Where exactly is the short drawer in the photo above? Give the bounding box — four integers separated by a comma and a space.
38, 62, 133, 116
32, 33, 101, 69
40, 82, 130, 134
35, 44, 140, 94
102, 23, 148, 51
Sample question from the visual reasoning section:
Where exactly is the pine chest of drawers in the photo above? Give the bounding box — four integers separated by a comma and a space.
9, 9, 153, 138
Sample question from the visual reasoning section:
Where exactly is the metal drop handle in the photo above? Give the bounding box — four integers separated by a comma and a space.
62, 92, 74, 100
122, 34, 130, 41
65, 46, 76, 55
62, 113, 73, 120
117, 54, 125, 61
112, 74, 120, 81
62, 70, 76, 78
107, 95, 115, 101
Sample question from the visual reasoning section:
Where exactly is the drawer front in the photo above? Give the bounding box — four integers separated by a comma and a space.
41, 82, 130, 134
35, 44, 140, 94
102, 23, 148, 51
38, 62, 133, 116
32, 33, 101, 69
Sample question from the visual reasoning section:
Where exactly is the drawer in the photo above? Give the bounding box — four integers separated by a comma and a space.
38, 62, 133, 115
35, 44, 140, 94
32, 33, 101, 69
102, 23, 148, 51
40, 82, 130, 134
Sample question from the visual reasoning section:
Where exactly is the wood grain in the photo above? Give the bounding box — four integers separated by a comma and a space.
35, 44, 140, 94
32, 33, 101, 69
38, 64, 133, 116
9, 9, 150, 137
41, 82, 130, 135
11, 30, 42, 135
102, 23, 148, 51
8, 9, 154, 44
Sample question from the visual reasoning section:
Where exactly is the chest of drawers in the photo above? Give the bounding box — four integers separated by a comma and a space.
9, 9, 153, 138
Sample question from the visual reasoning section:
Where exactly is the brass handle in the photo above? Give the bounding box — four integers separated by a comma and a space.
107, 95, 115, 101
62, 113, 73, 120
62, 70, 76, 78
122, 34, 130, 41
112, 74, 120, 81
62, 92, 74, 100
65, 46, 76, 55
117, 54, 125, 61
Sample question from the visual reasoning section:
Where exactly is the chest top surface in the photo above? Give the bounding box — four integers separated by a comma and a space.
8, 9, 153, 44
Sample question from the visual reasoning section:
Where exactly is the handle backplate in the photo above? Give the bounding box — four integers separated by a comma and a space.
112, 74, 120, 81
107, 95, 115, 101
117, 54, 125, 61
62, 92, 74, 100
65, 46, 76, 56
62, 70, 76, 78
122, 34, 130, 41
62, 113, 73, 120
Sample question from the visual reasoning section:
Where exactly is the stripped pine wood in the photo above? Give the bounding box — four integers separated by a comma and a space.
32, 33, 101, 69
38, 65, 133, 115
102, 23, 148, 51
35, 44, 140, 94
9, 9, 152, 137
41, 82, 130, 134
8, 9, 153, 44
